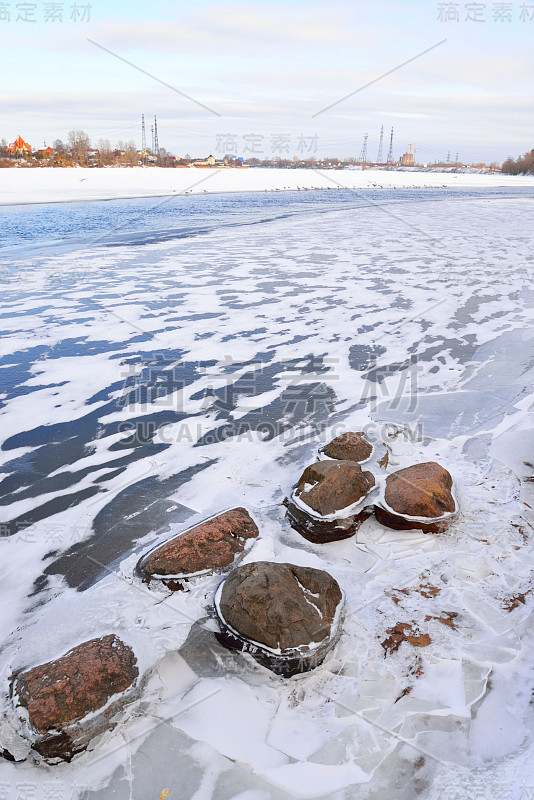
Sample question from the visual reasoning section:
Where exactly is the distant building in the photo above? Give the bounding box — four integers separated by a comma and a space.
37, 147, 54, 156
193, 154, 218, 167
86, 149, 100, 166
223, 154, 244, 165
400, 152, 414, 166
7, 135, 32, 156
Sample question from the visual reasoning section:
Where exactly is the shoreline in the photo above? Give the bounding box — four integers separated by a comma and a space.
1, 166, 534, 207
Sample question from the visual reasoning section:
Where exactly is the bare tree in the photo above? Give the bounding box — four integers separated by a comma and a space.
98, 139, 113, 166
124, 140, 138, 167
67, 130, 91, 165
113, 140, 138, 167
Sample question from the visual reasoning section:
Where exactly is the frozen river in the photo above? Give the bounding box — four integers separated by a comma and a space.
1, 187, 534, 799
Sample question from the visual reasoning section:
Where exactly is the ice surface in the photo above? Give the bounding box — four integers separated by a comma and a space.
0, 190, 534, 799
1, 167, 534, 207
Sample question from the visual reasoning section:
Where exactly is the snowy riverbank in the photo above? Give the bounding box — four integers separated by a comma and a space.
1, 166, 534, 205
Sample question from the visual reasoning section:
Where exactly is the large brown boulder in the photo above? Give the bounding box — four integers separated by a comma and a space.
11, 635, 139, 761
137, 507, 259, 589
295, 460, 375, 517
215, 562, 343, 676
375, 462, 457, 533
284, 460, 375, 543
322, 431, 373, 463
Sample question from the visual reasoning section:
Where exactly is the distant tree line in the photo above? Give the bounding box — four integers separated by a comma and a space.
52, 131, 143, 166
502, 149, 534, 175
0, 130, 173, 167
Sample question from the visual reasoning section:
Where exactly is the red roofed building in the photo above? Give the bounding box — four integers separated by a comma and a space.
7, 136, 32, 156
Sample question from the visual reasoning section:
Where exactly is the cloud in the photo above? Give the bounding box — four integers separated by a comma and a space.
0, 0, 532, 163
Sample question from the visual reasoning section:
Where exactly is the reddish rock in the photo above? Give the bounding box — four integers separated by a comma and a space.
14, 635, 138, 734
137, 507, 259, 589
384, 462, 455, 517
295, 460, 375, 517
322, 431, 373, 463
285, 460, 375, 543
11, 635, 139, 761
376, 462, 456, 533
216, 561, 343, 676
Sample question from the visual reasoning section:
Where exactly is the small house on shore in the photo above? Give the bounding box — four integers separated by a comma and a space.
193, 154, 219, 167
7, 135, 32, 156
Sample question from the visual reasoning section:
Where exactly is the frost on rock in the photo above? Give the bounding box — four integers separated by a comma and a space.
285, 460, 376, 543
6, 635, 139, 763
375, 461, 458, 533
215, 561, 344, 676
136, 507, 259, 590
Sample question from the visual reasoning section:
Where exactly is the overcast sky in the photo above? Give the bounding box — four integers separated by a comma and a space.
1, 0, 533, 164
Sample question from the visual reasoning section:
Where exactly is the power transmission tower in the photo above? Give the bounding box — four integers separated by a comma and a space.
141, 114, 146, 152
447, 150, 451, 164
359, 133, 368, 164
154, 115, 159, 157
151, 125, 154, 154
387, 127, 394, 164
455, 151, 459, 165
377, 125, 384, 164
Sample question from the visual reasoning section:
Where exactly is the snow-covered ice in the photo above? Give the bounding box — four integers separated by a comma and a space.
0, 186, 533, 799
1, 166, 534, 207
